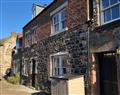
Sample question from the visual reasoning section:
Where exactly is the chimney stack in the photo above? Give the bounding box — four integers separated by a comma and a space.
11, 32, 17, 38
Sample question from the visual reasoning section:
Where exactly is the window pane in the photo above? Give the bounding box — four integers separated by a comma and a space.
58, 68, 59, 75
104, 9, 111, 22
59, 68, 63, 75
61, 20, 67, 29
25, 64, 28, 75
61, 10, 67, 20
112, 5, 119, 20
102, 0, 109, 8
53, 68, 57, 76
63, 68, 66, 74
110, 0, 118, 5
54, 24, 59, 32
53, 15, 59, 24
54, 58, 57, 67
62, 58, 67, 67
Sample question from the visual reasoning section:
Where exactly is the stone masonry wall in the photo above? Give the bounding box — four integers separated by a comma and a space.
0, 35, 16, 76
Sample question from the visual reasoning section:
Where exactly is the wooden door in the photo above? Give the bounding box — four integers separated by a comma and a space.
98, 52, 118, 95
32, 59, 36, 87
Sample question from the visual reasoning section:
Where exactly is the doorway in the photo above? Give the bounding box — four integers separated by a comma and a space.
32, 59, 36, 87
97, 52, 118, 95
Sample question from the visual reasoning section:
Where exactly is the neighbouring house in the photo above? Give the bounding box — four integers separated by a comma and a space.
20, 0, 120, 95
12, 33, 23, 77
0, 32, 16, 76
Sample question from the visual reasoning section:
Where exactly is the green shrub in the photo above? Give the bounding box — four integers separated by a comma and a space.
7, 72, 20, 84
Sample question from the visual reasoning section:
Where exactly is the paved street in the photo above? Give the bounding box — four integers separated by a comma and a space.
0, 79, 39, 95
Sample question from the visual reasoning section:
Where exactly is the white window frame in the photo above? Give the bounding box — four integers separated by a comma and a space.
52, 9, 67, 34
53, 14, 60, 33
61, 9, 67, 29
50, 1, 68, 36
101, 0, 120, 25
25, 28, 37, 47
32, 31, 35, 44
25, 31, 30, 47
34, 30, 37, 43
50, 52, 69, 77
32, 30, 37, 44
24, 63, 28, 76
23, 60, 29, 76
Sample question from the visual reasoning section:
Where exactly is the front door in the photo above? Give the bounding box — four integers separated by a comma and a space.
97, 52, 118, 95
32, 59, 36, 87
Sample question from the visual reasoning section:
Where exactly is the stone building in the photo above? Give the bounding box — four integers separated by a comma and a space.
22, 0, 88, 92
0, 32, 16, 76
19, 0, 120, 95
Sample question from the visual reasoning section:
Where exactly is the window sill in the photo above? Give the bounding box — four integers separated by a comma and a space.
23, 74, 28, 77
50, 74, 84, 80
101, 18, 120, 25
50, 76, 68, 80
50, 27, 68, 37
50, 75, 68, 80
95, 19, 120, 32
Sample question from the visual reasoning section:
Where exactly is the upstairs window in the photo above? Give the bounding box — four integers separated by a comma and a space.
61, 10, 67, 29
52, 9, 67, 33
53, 14, 59, 32
32, 30, 37, 44
25, 29, 37, 47
101, 0, 120, 24
25, 34, 29, 47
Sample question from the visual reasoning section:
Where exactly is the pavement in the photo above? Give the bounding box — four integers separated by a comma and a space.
0, 79, 39, 95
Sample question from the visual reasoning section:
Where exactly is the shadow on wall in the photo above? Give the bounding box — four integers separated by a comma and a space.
31, 92, 50, 95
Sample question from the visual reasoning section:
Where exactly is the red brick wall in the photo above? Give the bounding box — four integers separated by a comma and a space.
36, 22, 51, 41
67, 0, 87, 29
23, 0, 67, 48
23, 0, 67, 32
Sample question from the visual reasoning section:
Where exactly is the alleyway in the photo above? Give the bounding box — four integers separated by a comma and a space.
0, 79, 48, 95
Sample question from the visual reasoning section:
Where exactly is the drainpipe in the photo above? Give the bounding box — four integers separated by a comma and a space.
85, 0, 94, 94
85, 19, 93, 95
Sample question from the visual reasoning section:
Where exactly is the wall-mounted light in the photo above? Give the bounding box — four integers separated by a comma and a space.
117, 47, 120, 54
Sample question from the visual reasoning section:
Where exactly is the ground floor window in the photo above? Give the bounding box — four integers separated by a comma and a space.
50, 52, 68, 77
23, 62, 28, 76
